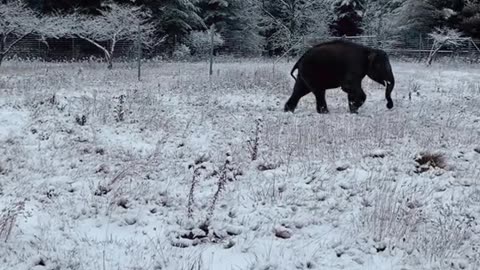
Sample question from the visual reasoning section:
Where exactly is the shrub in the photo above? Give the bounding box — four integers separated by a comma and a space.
186, 30, 224, 58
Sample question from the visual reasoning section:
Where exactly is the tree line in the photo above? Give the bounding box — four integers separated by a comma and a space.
1, 0, 480, 63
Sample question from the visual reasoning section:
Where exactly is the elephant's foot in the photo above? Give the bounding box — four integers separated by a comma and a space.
348, 102, 359, 114
284, 102, 296, 113
386, 100, 394, 109
317, 106, 329, 114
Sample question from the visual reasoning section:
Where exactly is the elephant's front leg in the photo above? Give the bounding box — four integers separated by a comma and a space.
313, 90, 329, 114
342, 81, 366, 114
347, 90, 366, 114
347, 93, 359, 114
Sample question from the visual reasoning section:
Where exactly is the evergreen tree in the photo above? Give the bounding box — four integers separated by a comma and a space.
115, 0, 205, 54
24, 0, 44, 11
397, 0, 464, 37
159, 0, 205, 50
198, 0, 262, 55
31, 0, 102, 14
361, 0, 404, 47
458, 1, 480, 38
330, 0, 365, 36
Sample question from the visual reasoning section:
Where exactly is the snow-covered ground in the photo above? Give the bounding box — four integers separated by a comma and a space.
1, 58, 479, 270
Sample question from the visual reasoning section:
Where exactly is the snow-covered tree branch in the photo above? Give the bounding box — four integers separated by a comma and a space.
0, 0, 39, 66
427, 27, 466, 65
0, 1, 76, 66
256, 0, 333, 55
68, 3, 156, 69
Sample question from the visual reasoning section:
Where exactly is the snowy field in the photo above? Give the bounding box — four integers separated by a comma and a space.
1, 58, 480, 270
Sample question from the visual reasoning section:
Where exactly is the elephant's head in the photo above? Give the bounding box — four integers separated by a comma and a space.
367, 49, 395, 109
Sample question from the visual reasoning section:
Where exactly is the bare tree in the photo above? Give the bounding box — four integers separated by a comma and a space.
68, 3, 156, 69
0, 0, 38, 66
0, 1, 72, 66
255, 0, 333, 55
427, 27, 467, 65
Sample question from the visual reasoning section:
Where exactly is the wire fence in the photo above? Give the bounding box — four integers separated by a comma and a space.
6, 33, 480, 63
298, 35, 480, 61
8, 35, 136, 61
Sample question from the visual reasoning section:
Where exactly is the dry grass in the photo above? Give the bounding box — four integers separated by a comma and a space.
358, 181, 426, 246
1, 58, 480, 269
0, 201, 25, 242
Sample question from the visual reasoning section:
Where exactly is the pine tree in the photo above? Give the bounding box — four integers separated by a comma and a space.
115, 0, 205, 54
458, 1, 480, 38
330, 0, 365, 36
397, 0, 465, 37
157, 0, 205, 50
361, 0, 404, 47
36, 0, 101, 13
198, 0, 262, 56
24, 0, 44, 11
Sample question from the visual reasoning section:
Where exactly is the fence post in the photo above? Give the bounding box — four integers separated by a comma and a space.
172, 34, 177, 54
209, 24, 214, 77
137, 23, 142, 81
72, 38, 75, 60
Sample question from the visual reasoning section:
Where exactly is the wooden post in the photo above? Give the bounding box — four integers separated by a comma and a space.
419, 34, 423, 59
72, 38, 75, 60
174, 34, 177, 52
209, 24, 214, 77
137, 23, 142, 81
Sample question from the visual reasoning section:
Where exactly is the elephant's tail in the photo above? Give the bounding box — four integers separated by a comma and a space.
290, 61, 299, 81
290, 54, 305, 81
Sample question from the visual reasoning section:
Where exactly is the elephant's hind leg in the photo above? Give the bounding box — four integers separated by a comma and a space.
284, 79, 310, 113
313, 90, 329, 114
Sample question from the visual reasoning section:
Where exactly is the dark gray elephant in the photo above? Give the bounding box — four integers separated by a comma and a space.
284, 40, 395, 114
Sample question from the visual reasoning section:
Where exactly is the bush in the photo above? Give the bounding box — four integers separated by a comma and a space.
172, 44, 191, 60
186, 30, 224, 57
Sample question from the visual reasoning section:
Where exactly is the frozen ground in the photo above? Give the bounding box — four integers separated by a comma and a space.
0, 58, 480, 270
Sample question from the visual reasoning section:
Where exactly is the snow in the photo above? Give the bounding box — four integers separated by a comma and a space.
0, 108, 28, 140
1, 58, 480, 270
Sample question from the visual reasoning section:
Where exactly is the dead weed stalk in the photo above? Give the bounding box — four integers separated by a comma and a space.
247, 118, 263, 161
0, 201, 25, 242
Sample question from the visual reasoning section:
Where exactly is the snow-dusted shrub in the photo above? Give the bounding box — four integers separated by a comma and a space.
113, 94, 126, 123
187, 30, 224, 58
247, 118, 263, 161
413, 204, 471, 265
0, 201, 25, 242
187, 156, 209, 219
359, 181, 425, 245
172, 44, 191, 60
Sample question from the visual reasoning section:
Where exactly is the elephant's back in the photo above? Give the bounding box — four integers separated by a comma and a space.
299, 44, 348, 86
305, 40, 367, 62
297, 40, 369, 89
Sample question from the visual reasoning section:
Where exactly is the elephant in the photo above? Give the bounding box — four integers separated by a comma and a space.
284, 39, 395, 114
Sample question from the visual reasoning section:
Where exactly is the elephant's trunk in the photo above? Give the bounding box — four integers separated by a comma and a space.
385, 80, 394, 109
384, 67, 395, 109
